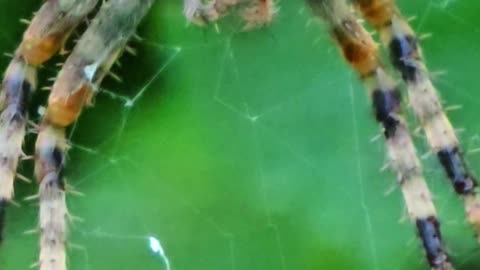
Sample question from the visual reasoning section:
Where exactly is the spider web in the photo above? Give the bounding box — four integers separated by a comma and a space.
2, 0, 480, 270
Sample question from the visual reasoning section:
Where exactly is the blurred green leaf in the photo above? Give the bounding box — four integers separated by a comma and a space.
1, 0, 480, 269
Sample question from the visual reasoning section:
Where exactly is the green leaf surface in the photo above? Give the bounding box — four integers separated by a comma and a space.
1, 0, 480, 269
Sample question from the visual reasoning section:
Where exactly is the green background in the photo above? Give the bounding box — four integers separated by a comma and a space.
1, 0, 480, 269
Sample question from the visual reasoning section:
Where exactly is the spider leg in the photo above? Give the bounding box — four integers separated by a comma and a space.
0, 0, 99, 242
307, 0, 453, 269
34, 1, 155, 269
241, 0, 278, 30
183, 0, 276, 30
183, 0, 239, 25
353, 0, 480, 240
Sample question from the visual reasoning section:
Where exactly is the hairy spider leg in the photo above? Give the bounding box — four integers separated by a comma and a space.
241, 0, 277, 30
0, 57, 36, 241
34, 1, 156, 269
307, 0, 453, 269
0, 0, 98, 242
353, 0, 480, 239
184, 0, 276, 29
183, 0, 240, 25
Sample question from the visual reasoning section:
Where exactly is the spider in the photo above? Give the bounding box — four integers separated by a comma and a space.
0, 0, 477, 270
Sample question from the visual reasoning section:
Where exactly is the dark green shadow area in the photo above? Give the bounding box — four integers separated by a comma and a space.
1, 0, 480, 269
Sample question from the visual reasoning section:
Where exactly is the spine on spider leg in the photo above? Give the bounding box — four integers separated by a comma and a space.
307, 0, 453, 269
0, 0, 99, 242
34, 0, 156, 268
353, 0, 480, 238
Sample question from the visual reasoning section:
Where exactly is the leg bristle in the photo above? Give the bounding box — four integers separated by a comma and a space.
19, 18, 31, 25
16, 173, 32, 183
125, 46, 137, 56
24, 193, 40, 201
108, 71, 123, 83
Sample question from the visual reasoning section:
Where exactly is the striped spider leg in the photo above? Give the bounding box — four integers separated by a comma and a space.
307, 0, 452, 269
183, 0, 277, 30
33, 0, 155, 269
0, 0, 99, 241
353, 0, 480, 237
183, 0, 240, 24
